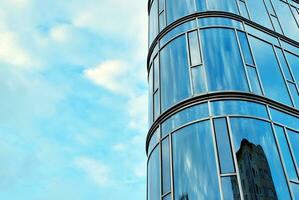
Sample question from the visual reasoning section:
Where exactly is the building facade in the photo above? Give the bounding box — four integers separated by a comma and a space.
146, 0, 299, 199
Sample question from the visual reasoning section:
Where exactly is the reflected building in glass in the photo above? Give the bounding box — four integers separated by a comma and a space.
146, 0, 299, 199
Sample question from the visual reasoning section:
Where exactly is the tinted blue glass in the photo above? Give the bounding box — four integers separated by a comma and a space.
272, 0, 299, 41
159, 0, 164, 13
286, 52, 299, 85
289, 82, 299, 108
287, 129, 299, 170
148, 67, 153, 125
165, 0, 195, 24
153, 56, 159, 91
274, 125, 298, 181
154, 91, 160, 120
191, 66, 207, 94
211, 100, 268, 119
159, 12, 166, 32
161, 103, 209, 137
162, 137, 170, 194
160, 35, 191, 111
246, 0, 273, 29
282, 41, 299, 56
291, 183, 299, 199
264, 0, 275, 15
245, 25, 279, 46
148, 146, 160, 200
198, 17, 243, 30
271, 16, 283, 35
230, 118, 291, 199
291, 6, 299, 23
187, 31, 201, 66
149, 0, 158, 45
207, 0, 238, 14
148, 127, 160, 153
160, 20, 197, 47
247, 66, 263, 95
214, 118, 235, 173
195, 0, 207, 11
237, 31, 254, 65
249, 36, 292, 106
200, 28, 249, 92
270, 108, 299, 130
275, 48, 293, 81
221, 176, 240, 200
172, 120, 221, 199
239, 1, 250, 19
162, 193, 171, 200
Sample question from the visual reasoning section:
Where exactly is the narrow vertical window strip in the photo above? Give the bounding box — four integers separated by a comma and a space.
246, 65, 263, 95
187, 30, 202, 67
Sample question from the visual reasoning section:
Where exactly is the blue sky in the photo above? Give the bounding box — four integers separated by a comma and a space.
0, 0, 148, 199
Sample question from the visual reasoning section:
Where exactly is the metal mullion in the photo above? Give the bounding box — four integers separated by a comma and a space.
235, 29, 252, 92
226, 117, 245, 200
158, 52, 161, 116
284, 127, 299, 178
210, 117, 224, 200
243, 0, 252, 21
186, 33, 195, 96
270, 123, 294, 199
169, 131, 174, 200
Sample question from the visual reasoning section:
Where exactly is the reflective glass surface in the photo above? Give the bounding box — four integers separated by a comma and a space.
249, 36, 292, 106
149, 0, 158, 45
288, 82, 299, 108
230, 118, 291, 199
200, 28, 248, 92
161, 103, 209, 137
162, 193, 171, 200
153, 56, 159, 91
237, 31, 254, 65
221, 176, 240, 200
148, 127, 160, 154
287, 129, 299, 170
154, 91, 160, 120
148, 67, 153, 125
238, 1, 249, 19
198, 17, 243, 30
191, 66, 206, 94
246, 0, 273, 29
214, 118, 235, 173
187, 30, 201, 66
245, 25, 279, 46
270, 107, 299, 131
166, 0, 195, 24
291, 183, 299, 199
160, 35, 191, 111
172, 120, 221, 199
275, 47, 293, 81
286, 52, 299, 86
281, 41, 299, 56
274, 125, 298, 181
211, 100, 268, 119
148, 146, 160, 200
207, 0, 238, 14
162, 137, 171, 194
247, 66, 263, 95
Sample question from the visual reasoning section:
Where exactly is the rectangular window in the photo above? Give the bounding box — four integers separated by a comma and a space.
246, 0, 273, 29
159, 0, 164, 13
154, 91, 160, 120
288, 82, 299, 108
274, 125, 298, 181
238, 0, 250, 19
162, 137, 171, 194
275, 48, 293, 81
271, 16, 283, 35
291, 183, 299, 199
153, 56, 159, 91
264, 0, 275, 16
213, 118, 235, 173
221, 176, 241, 199
187, 31, 202, 66
159, 12, 165, 31
237, 31, 254, 65
148, 66, 153, 125
287, 129, 299, 170
191, 66, 206, 94
286, 52, 299, 86
247, 65, 263, 95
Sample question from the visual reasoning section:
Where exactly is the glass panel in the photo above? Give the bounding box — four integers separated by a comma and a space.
195, 0, 207, 11
162, 137, 170, 194
154, 91, 160, 120
291, 6, 299, 24
200, 28, 249, 92
159, 0, 164, 13
149, 0, 158, 45
153, 56, 159, 91
281, 41, 299, 56
246, 0, 273, 29
247, 66, 263, 95
214, 118, 235, 173
148, 66, 153, 125
159, 12, 166, 31
275, 48, 293, 81
162, 193, 171, 200
287, 129, 299, 170
291, 183, 299, 199
288, 82, 299, 108
245, 25, 279, 46
211, 100, 269, 119
148, 146, 160, 200
286, 52, 299, 85
264, 0, 275, 16
198, 17, 243, 30
165, 0, 195, 24
249, 36, 292, 106
230, 118, 291, 200
274, 125, 298, 181
270, 107, 299, 130
187, 31, 202, 66
160, 20, 197, 47
161, 103, 209, 136
239, 1, 250, 19
149, 127, 160, 153
237, 31, 254, 65
191, 66, 206, 94
221, 176, 241, 200
172, 120, 221, 199
160, 35, 191, 111
271, 16, 283, 35
272, 0, 299, 41
206, 0, 238, 14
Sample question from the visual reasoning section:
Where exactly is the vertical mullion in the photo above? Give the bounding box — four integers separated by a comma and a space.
263, 0, 276, 31
169, 131, 174, 200
186, 32, 195, 96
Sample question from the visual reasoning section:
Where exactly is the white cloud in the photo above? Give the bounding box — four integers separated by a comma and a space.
127, 94, 148, 132
50, 25, 72, 42
74, 157, 112, 187
112, 143, 127, 152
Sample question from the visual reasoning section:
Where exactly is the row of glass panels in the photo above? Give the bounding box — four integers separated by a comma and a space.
147, 99, 299, 200
149, 0, 299, 46
148, 17, 299, 125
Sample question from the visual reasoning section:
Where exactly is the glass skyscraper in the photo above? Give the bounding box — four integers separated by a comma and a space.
146, 0, 299, 199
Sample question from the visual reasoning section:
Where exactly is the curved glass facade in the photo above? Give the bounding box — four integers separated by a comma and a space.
147, 0, 299, 199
